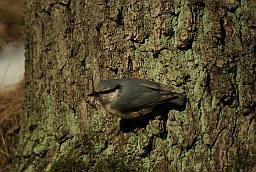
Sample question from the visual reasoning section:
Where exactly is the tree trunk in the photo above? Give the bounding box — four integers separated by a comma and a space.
15, 0, 255, 171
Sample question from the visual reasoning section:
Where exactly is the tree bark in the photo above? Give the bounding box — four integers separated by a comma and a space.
16, 0, 255, 171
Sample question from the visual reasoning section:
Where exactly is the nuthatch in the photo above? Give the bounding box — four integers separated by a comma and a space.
88, 78, 185, 118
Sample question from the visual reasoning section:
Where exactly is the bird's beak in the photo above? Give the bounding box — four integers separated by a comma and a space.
87, 91, 98, 96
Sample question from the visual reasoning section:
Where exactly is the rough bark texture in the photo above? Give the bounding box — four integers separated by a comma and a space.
16, 0, 255, 171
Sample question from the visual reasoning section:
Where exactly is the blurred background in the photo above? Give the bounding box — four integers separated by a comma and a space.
0, 0, 24, 87
0, 0, 24, 171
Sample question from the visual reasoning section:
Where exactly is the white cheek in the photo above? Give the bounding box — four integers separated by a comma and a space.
107, 90, 119, 101
98, 89, 119, 104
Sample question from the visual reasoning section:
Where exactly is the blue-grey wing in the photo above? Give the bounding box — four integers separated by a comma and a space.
107, 78, 184, 111
111, 79, 164, 111
111, 86, 161, 112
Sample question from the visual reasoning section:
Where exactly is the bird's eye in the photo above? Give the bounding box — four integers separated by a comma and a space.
115, 84, 121, 89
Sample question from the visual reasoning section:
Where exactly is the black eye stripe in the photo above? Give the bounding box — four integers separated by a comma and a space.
98, 84, 121, 95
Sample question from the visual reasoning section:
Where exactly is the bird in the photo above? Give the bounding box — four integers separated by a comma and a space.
88, 78, 185, 118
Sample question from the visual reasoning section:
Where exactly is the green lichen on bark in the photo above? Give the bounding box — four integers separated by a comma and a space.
48, 131, 147, 172
18, 0, 256, 171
